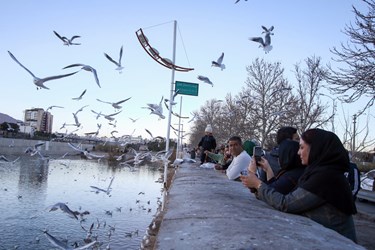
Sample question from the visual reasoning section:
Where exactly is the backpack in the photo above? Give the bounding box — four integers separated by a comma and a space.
345, 162, 361, 200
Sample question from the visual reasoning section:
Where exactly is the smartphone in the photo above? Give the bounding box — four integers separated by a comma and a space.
253, 146, 264, 165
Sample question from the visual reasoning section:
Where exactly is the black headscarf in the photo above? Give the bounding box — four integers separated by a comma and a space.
298, 128, 356, 215
277, 139, 304, 174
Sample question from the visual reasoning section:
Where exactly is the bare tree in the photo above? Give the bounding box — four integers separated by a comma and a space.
326, 0, 375, 112
243, 58, 294, 147
294, 56, 330, 132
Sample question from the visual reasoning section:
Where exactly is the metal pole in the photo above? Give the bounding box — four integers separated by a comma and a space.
175, 95, 183, 158
162, 20, 177, 211
352, 113, 357, 155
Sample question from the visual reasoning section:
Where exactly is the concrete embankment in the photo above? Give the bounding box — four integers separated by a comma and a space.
0, 137, 96, 156
155, 162, 364, 250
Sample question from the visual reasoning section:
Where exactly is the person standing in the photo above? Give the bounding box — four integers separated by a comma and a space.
197, 124, 217, 164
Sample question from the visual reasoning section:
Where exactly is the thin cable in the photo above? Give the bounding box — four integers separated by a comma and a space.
177, 24, 191, 68
142, 20, 174, 30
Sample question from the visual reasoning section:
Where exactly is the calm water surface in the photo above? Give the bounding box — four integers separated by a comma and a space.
0, 156, 164, 249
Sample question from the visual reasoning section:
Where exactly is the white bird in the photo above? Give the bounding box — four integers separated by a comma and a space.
53, 30, 81, 46
101, 110, 122, 121
44, 230, 97, 250
8, 51, 77, 90
104, 45, 124, 73
68, 142, 106, 160
91, 110, 102, 119
129, 117, 139, 123
211, 52, 225, 70
72, 89, 87, 100
197, 75, 213, 87
0, 155, 20, 164
143, 96, 165, 119
63, 63, 101, 88
249, 26, 274, 54
96, 97, 131, 110
90, 176, 115, 195
25, 142, 45, 156
47, 202, 78, 220
46, 105, 64, 112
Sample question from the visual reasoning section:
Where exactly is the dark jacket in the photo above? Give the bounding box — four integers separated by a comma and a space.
198, 135, 216, 151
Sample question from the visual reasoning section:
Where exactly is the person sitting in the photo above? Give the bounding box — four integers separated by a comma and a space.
225, 136, 251, 181
197, 124, 216, 164
207, 145, 232, 170
242, 139, 305, 194
242, 128, 357, 242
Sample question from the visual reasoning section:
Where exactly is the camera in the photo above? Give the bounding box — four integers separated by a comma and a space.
253, 146, 264, 165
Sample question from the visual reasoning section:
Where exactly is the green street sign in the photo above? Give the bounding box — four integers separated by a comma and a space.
175, 81, 199, 96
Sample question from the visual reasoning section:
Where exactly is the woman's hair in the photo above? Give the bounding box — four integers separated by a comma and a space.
300, 128, 316, 145
277, 126, 298, 144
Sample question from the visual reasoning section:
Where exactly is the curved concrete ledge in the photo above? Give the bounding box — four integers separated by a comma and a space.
155, 162, 364, 250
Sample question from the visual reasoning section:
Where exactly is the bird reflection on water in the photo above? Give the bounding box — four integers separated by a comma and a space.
0, 156, 163, 249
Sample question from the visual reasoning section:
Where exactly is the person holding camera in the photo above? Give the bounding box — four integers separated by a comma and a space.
225, 136, 251, 180
241, 139, 305, 194
242, 128, 357, 243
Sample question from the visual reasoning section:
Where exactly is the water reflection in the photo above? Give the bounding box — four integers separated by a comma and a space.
0, 157, 163, 250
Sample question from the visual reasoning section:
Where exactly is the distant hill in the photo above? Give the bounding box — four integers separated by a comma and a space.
0, 112, 22, 124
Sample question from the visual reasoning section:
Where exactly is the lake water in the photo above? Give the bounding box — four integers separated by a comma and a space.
0, 156, 164, 249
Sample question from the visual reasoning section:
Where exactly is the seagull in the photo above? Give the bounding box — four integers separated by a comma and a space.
53, 30, 81, 46
8, 51, 77, 90
0, 155, 20, 164
104, 45, 124, 73
25, 142, 45, 156
90, 176, 115, 195
47, 202, 78, 220
74, 105, 89, 115
63, 63, 101, 88
91, 110, 102, 119
143, 96, 165, 119
72, 89, 87, 100
44, 230, 97, 250
197, 75, 213, 87
235, 0, 248, 3
211, 52, 225, 70
46, 105, 64, 112
249, 26, 274, 53
129, 117, 139, 123
96, 97, 131, 110
68, 142, 106, 160
102, 110, 122, 121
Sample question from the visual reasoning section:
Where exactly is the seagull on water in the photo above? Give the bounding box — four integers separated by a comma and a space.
211, 52, 225, 70
249, 26, 274, 54
44, 230, 97, 250
72, 89, 87, 101
197, 75, 213, 87
104, 45, 124, 73
63, 63, 101, 88
8, 51, 77, 90
53, 30, 81, 46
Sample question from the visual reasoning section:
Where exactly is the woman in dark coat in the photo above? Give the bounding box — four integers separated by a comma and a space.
242, 128, 357, 242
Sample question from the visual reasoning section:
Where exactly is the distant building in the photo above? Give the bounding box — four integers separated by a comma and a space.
24, 108, 53, 133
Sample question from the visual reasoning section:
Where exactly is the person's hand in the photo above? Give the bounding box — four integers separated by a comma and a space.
247, 158, 257, 174
257, 157, 271, 172
240, 172, 261, 189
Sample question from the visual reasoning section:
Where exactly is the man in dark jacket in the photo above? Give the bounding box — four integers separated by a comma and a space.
197, 124, 216, 164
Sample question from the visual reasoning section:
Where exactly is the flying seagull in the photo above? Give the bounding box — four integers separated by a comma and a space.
46, 105, 64, 112
104, 45, 124, 73
47, 202, 78, 220
96, 97, 131, 110
72, 89, 87, 100
8, 51, 77, 90
53, 30, 81, 46
63, 63, 101, 88
197, 75, 213, 87
249, 26, 274, 54
211, 52, 225, 70
235, 0, 248, 3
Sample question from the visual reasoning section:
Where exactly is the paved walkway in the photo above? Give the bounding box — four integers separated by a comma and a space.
155, 161, 365, 250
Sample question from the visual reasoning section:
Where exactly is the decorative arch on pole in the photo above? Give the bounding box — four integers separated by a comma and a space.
135, 28, 194, 72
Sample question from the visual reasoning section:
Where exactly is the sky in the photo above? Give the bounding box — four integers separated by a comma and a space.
1, 0, 373, 144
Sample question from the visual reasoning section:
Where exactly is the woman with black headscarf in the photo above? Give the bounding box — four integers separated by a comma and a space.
243, 128, 357, 243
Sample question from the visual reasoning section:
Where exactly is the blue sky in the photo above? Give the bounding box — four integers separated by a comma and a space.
1, 0, 372, 142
